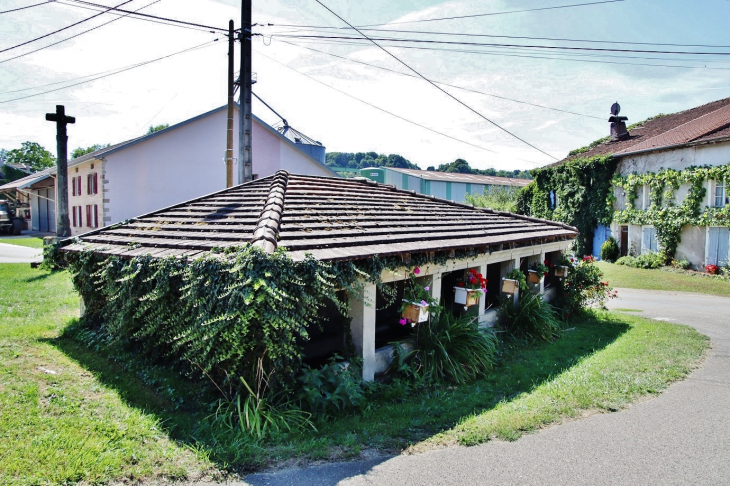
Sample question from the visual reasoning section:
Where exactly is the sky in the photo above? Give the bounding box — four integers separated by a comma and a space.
1, 0, 730, 171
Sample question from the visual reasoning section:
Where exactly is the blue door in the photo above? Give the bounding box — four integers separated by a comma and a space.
592, 225, 611, 259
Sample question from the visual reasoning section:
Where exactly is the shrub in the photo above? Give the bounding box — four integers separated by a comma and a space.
505, 268, 528, 292
400, 311, 497, 385
600, 236, 620, 262
295, 357, 366, 415
553, 256, 617, 317
615, 252, 665, 269
670, 259, 691, 270
499, 292, 561, 341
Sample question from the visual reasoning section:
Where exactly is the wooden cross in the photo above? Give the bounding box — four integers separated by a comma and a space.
46, 105, 75, 238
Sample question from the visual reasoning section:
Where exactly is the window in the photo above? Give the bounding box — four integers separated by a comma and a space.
87, 173, 98, 195
642, 226, 658, 254
85, 205, 91, 227
644, 185, 652, 210
72, 176, 82, 196
715, 181, 726, 208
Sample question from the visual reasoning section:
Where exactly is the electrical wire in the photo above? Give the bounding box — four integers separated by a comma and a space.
275, 34, 730, 57
254, 49, 506, 157
357, 0, 625, 27
0, 0, 135, 54
0, 38, 220, 104
275, 39, 604, 119
264, 24, 730, 50
0, 1, 54, 15
312, 0, 558, 161
62, 0, 230, 33
1, 0, 162, 65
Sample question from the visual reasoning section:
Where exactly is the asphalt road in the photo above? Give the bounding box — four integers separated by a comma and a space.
0, 242, 42, 263
240, 289, 730, 486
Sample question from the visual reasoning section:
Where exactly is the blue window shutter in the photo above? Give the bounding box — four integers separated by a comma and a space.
642, 228, 650, 254
707, 227, 719, 265
719, 228, 729, 266
650, 227, 658, 252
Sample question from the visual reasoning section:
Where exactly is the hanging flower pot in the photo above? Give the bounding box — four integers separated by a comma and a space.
527, 269, 542, 284
501, 278, 518, 294
454, 286, 481, 306
554, 265, 569, 278
401, 299, 429, 323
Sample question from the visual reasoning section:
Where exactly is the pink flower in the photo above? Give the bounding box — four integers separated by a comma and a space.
413, 267, 421, 275
420, 300, 428, 307
424, 286, 430, 291
399, 318, 407, 326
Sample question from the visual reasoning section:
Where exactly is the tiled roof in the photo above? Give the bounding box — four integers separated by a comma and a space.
555, 97, 730, 164
61, 171, 577, 262
386, 167, 532, 186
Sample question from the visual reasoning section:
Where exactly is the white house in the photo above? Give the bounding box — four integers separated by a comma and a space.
560, 98, 730, 268
0, 106, 337, 235
360, 167, 531, 204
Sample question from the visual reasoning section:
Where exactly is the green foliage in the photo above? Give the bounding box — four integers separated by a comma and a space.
147, 123, 170, 134
553, 256, 617, 317
0, 163, 28, 183
506, 268, 528, 292
5, 141, 55, 172
465, 185, 521, 212
613, 164, 730, 258
403, 311, 497, 385
671, 259, 691, 270
436, 158, 531, 179
66, 245, 347, 397
615, 252, 665, 269
601, 236, 620, 262
499, 292, 560, 341
326, 151, 419, 170
567, 136, 609, 157
516, 155, 618, 255
296, 358, 366, 415
71, 144, 110, 159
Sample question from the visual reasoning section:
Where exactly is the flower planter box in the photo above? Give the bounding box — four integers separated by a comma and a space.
554, 265, 569, 278
454, 287, 480, 306
501, 278, 518, 294
527, 270, 542, 284
401, 300, 429, 323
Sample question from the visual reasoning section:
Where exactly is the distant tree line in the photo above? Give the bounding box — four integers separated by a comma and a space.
326, 152, 532, 179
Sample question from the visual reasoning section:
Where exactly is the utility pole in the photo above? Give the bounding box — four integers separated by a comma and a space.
45, 105, 75, 238
238, 0, 253, 183
225, 19, 235, 188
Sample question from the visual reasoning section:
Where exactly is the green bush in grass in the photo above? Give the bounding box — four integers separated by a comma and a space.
600, 236, 620, 262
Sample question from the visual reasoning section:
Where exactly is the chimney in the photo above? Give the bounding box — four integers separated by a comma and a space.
608, 101, 629, 141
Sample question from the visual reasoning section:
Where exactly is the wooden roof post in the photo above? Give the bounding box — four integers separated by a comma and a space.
348, 283, 376, 382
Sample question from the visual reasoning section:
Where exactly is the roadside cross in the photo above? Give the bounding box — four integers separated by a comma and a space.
45, 105, 75, 238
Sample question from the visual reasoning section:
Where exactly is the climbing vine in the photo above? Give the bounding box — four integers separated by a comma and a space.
516, 155, 618, 255
613, 164, 730, 258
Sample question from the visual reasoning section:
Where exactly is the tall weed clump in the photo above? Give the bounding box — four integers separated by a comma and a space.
499, 292, 561, 341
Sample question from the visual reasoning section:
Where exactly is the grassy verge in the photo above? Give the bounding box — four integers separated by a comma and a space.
597, 261, 730, 296
0, 237, 44, 249
0, 264, 710, 483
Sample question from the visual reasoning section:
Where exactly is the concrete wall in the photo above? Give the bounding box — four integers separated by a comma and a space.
617, 142, 730, 177
68, 160, 104, 236
676, 225, 706, 267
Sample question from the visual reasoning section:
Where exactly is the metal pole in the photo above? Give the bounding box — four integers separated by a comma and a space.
225, 19, 235, 188
45, 105, 74, 238
238, 0, 253, 183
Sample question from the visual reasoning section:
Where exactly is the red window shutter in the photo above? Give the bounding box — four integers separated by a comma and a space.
86, 205, 91, 227
94, 173, 98, 194
79, 176, 82, 195
72, 207, 76, 227
87, 174, 91, 194
72, 178, 76, 196
93, 205, 98, 228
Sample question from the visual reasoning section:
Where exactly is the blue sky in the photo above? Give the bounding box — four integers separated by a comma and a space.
2, 0, 730, 170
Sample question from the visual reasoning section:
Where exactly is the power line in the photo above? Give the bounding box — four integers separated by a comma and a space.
62, 0, 230, 33
0, 38, 220, 104
312, 0, 558, 161
358, 0, 625, 27
0, 1, 54, 15
275, 34, 730, 57
276, 39, 604, 120
265, 25, 730, 50
0, 0, 134, 54
254, 49, 506, 157
280, 36, 730, 69
1, 0, 162, 65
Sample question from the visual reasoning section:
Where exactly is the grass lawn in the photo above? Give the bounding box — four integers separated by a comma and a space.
597, 261, 730, 297
0, 263, 710, 484
0, 237, 44, 249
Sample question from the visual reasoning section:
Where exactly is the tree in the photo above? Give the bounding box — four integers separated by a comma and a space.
71, 144, 110, 159
426, 166, 435, 171
5, 142, 55, 172
147, 123, 169, 134
0, 149, 7, 165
